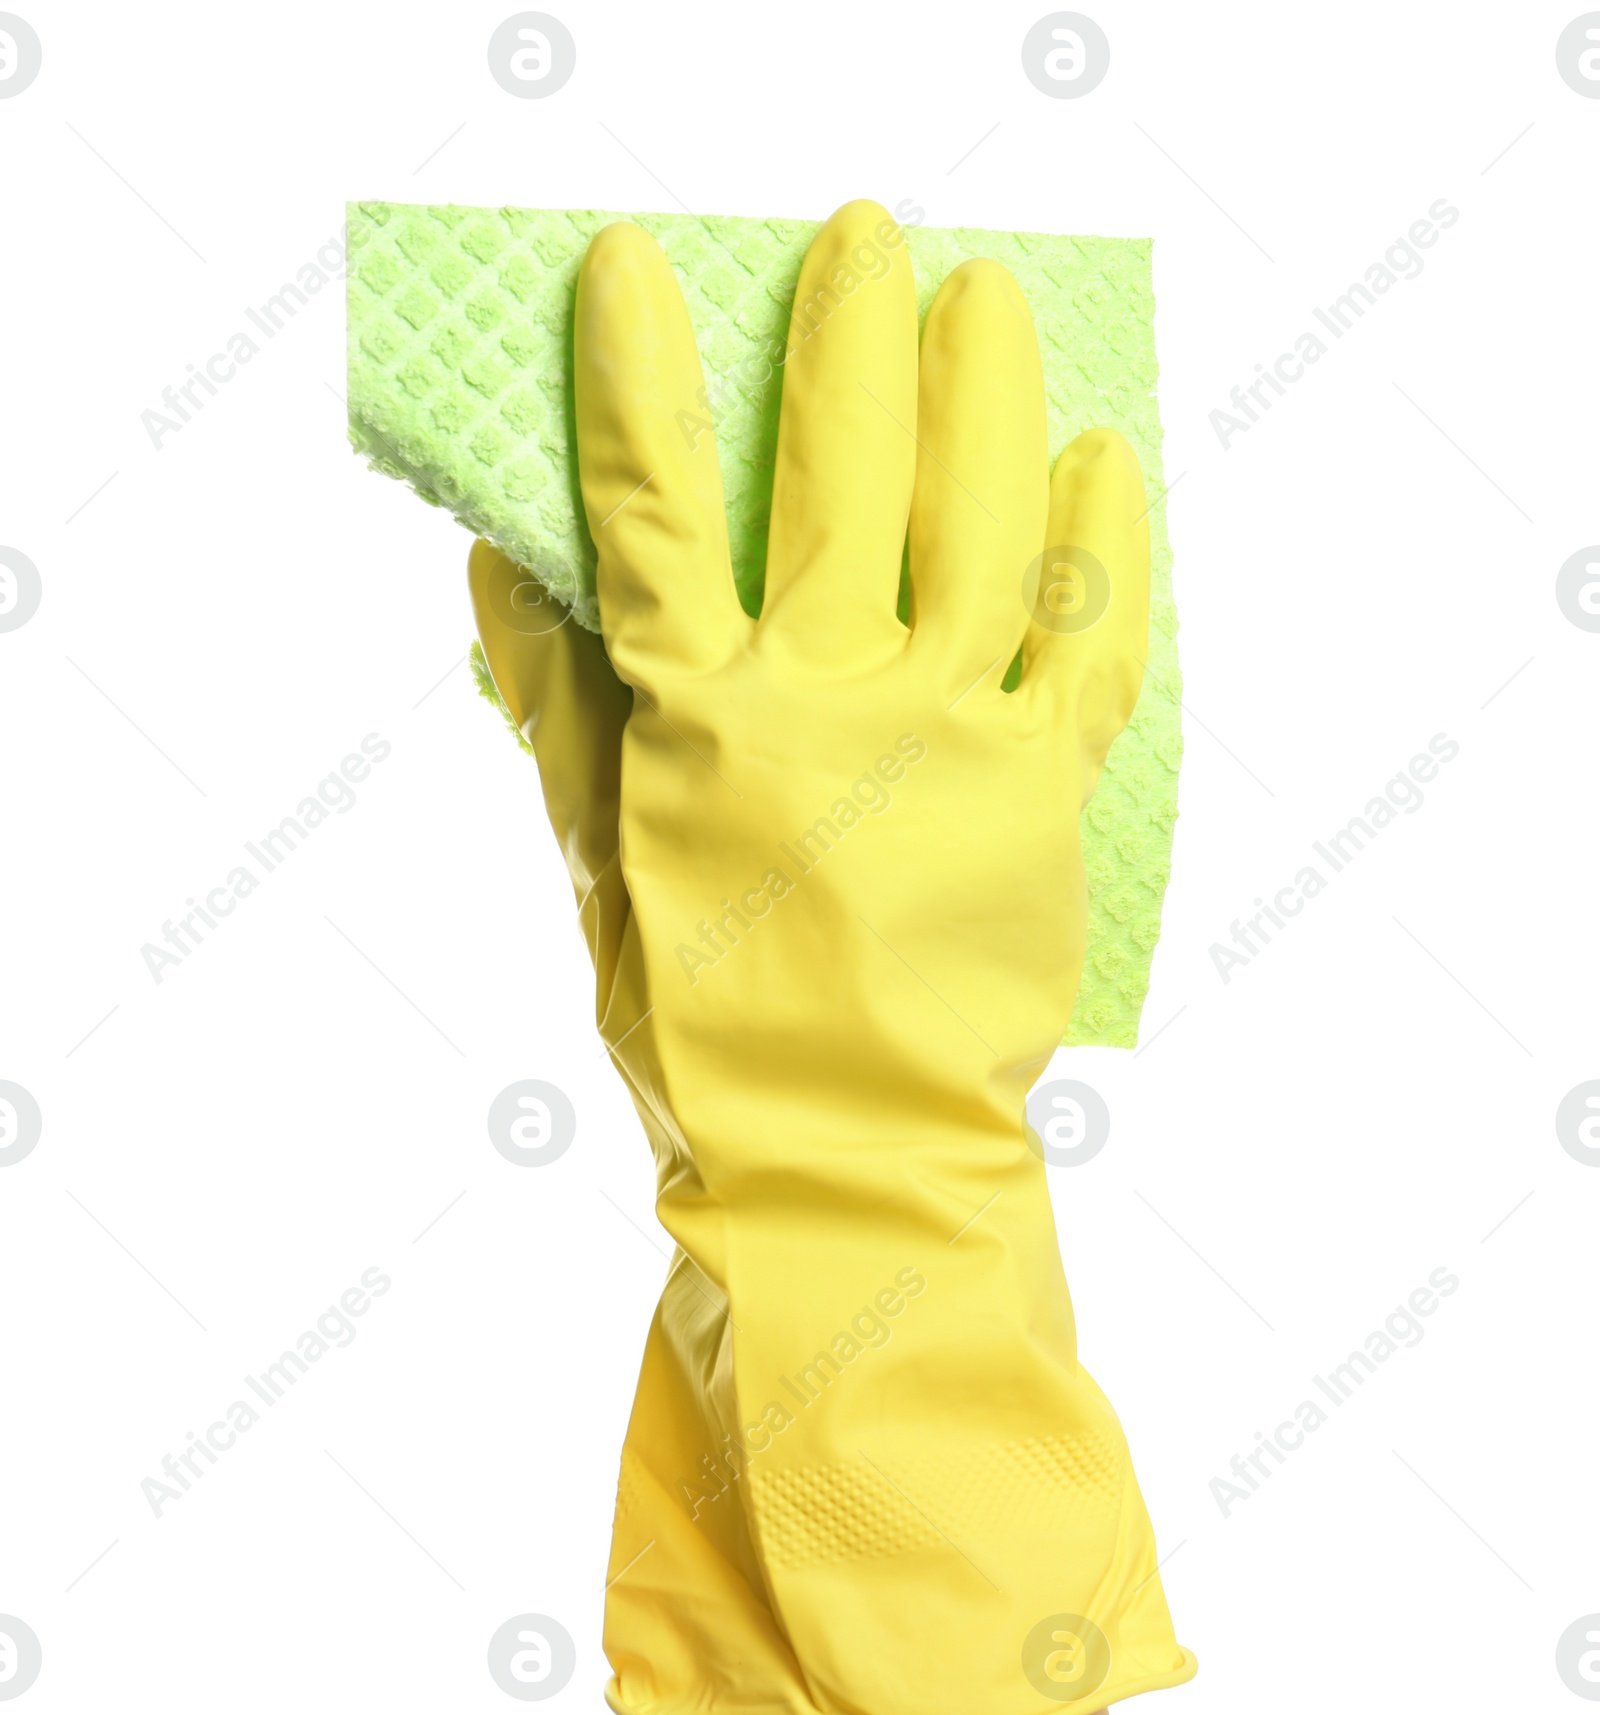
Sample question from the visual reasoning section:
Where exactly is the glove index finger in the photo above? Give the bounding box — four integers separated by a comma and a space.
574, 222, 746, 685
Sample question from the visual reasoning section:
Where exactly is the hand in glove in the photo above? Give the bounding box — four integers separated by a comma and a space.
470, 197, 1195, 1715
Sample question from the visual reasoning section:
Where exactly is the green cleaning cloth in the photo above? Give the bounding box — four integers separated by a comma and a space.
345, 202, 1181, 1047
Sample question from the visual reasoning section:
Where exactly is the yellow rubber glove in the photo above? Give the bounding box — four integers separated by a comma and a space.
470, 199, 1195, 1715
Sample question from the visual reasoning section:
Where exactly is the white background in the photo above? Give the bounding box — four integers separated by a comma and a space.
2, 2, 1597, 1709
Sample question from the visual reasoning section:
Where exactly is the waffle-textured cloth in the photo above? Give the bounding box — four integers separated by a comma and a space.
346, 202, 1181, 1046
